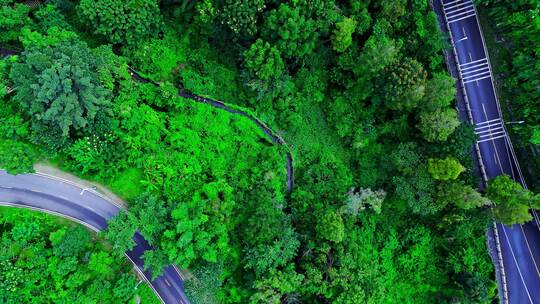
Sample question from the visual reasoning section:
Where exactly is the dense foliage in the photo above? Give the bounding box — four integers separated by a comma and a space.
4, 0, 538, 303
10, 39, 112, 150
78, 0, 162, 46
0, 208, 159, 303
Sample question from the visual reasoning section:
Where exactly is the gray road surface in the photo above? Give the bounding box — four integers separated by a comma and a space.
0, 170, 189, 304
438, 0, 540, 303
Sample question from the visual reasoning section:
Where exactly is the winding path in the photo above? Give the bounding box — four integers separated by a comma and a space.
128, 68, 294, 193
1, 47, 294, 303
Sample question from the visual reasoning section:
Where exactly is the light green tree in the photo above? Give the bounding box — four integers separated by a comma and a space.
428, 157, 465, 180
332, 17, 357, 52
424, 73, 456, 110
356, 33, 400, 76
316, 209, 345, 243
344, 187, 386, 215
436, 181, 490, 210
418, 108, 460, 142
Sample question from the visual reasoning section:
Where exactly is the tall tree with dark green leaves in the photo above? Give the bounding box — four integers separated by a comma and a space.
377, 57, 427, 110
78, 0, 162, 46
0, 0, 31, 43
9, 40, 112, 150
263, 3, 319, 59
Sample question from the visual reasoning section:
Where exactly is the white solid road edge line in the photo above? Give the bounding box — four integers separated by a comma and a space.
500, 225, 534, 303
439, 1, 508, 302
32, 171, 123, 209
0, 201, 100, 232
0, 202, 171, 304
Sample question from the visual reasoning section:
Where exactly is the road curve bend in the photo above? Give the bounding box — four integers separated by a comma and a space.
0, 170, 189, 304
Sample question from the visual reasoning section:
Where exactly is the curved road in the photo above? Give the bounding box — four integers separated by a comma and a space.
0, 170, 189, 304
435, 1, 540, 303
1, 49, 294, 303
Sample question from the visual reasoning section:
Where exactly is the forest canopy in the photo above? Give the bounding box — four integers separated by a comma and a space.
3, 0, 536, 303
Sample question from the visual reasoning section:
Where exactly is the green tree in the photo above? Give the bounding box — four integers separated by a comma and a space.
390, 142, 421, 175
184, 263, 222, 304
424, 73, 456, 110
531, 127, 540, 145
50, 226, 91, 258
393, 166, 440, 215
263, 4, 318, 59
244, 226, 299, 275
428, 157, 465, 180
131, 194, 168, 246
0, 208, 153, 303
316, 209, 345, 243
243, 39, 284, 82
0, 0, 31, 43
487, 175, 538, 225
378, 57, 427, 110
436, 181, 490, 210
343, 187, 386, 215
88, 251, 115, 277
332, 17, 356, 52
218, 0, 266, 37
356, 33, 400, 76
143, 250, 170, 280
9, 40, 112, 150
378, 0, 406, 24
35, 4, 71, 31
163, 181, 235, 269
103, 211, 137, 255
78, 0, 162, 45
0, 140, 37, 175
418, 108, 460, 142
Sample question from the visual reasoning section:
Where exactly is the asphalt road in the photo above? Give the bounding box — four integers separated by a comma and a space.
439, 0, 540, 303
1, 52, 292, 304
0, 170, 189, 304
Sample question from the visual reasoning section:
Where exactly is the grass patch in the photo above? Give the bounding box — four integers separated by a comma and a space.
108, 167, 144, 201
